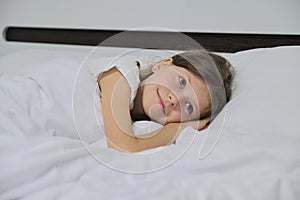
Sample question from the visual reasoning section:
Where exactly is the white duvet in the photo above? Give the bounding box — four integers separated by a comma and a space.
0, 46, 300, 200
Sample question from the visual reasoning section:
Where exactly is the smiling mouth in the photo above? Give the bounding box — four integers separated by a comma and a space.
156, 88, 166, 115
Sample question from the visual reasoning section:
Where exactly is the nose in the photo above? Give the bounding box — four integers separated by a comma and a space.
168, 92, 179, 108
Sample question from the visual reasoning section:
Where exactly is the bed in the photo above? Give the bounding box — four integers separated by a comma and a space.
1, 4, 300, 200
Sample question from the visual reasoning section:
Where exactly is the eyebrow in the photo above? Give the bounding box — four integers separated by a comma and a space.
186, 72, 191, 86
183, 70, 200, 115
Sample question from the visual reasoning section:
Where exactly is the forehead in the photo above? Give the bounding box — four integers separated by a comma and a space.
171, 65, 204, 87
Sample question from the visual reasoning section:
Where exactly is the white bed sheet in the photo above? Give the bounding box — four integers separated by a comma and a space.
0, 46, 300, 200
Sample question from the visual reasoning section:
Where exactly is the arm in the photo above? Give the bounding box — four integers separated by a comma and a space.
98, 67, 187, 153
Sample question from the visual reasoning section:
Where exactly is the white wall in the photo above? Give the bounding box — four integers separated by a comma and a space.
1, 0, 299, 34
0, 0, 299, 56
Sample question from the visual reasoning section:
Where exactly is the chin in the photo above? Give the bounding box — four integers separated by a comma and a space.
147, 106, 167, 125
150, 116, 167, 125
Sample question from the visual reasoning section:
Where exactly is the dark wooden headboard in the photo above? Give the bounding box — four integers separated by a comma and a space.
5, 27, 300, 53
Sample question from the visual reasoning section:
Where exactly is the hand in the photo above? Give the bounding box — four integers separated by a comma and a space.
182, 118, 211, 131
161, 118, 211, 146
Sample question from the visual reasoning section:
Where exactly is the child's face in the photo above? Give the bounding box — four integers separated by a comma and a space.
141, 58, 211, 125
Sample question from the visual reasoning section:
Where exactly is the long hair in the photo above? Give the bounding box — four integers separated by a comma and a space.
139, 49, 234, 119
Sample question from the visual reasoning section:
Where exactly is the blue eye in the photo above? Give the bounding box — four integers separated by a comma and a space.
185, 102, 194, 114
179, 76, 186, 88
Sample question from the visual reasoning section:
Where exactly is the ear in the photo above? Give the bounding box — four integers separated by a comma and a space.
152, 58, 173, 72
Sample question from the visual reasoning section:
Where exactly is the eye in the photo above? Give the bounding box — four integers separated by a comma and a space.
179, 76, 187, 88
185, 101, 194, 114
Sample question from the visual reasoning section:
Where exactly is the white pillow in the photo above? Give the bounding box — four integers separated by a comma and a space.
222, 46, 300, 139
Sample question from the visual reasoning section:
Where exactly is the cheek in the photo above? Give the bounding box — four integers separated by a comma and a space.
166, 111, 182, 123
142, 87, 155, 109
148, 70, 179, 90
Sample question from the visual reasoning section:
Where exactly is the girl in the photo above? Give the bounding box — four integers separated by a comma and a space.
97, 49, 234, 153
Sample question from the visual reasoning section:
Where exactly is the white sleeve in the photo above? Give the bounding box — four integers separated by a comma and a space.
85, 56, 140, 109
